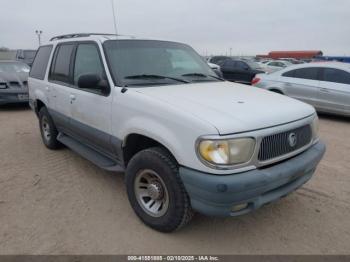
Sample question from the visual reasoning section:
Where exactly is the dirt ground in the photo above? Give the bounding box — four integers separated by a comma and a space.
0, 105, 349, 255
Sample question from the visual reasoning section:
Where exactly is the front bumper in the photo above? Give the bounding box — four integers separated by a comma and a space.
179, 141, 326, 217
0, 89, 29, 105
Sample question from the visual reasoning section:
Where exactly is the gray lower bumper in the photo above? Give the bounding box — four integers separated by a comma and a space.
179, 141, 326, 217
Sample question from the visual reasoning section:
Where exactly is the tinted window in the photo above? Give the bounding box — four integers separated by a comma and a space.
235, 61, 248, 70
29, 45, 53, 80
223, 59, 236, 68
282, 69, 296, 77
73, 44, 104, 85
50, 44, 75, 83
292, 68, 319, 80
322, 68, 350, 84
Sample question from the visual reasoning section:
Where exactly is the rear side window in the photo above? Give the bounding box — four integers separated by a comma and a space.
283, 68, 319, 80
29, 45, 53, 80
322, 68, 350, 84
50, 44, 75, 83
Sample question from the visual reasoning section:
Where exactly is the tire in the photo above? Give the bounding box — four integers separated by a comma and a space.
38, 107, 61, 149
125, 147, 193, 232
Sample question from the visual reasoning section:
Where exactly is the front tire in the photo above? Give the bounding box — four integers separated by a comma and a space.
125, 147, 193, 232
38, 107, 61, 149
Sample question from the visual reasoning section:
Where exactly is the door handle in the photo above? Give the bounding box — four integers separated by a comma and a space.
320, 88, 330, 93
45, 86, 49, 91
69, 94, 76, 104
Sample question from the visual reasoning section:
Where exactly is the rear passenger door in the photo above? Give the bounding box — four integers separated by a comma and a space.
280, 67, 321, 107
48, 43, 76, 133
318, 68, 350, 114
69, 42, 114, 156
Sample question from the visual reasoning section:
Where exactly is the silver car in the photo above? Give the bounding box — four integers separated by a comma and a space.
252, 62, 350, 116
0, 61, 30, 105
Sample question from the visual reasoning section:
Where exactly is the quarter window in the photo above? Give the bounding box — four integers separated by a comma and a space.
294, 68, 319, 80
283, 68, 320, 80
282, 69, 296, 78
322, 68, 350, 84
50, 44, 75, 83
29, 45, 53, 80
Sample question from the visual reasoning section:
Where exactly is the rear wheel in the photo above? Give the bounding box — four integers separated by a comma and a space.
38, 107, 61, 149
125, 147, 193, 232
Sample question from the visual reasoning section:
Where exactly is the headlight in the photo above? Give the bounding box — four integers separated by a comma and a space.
311, 114, 319, 140
198, 138, 255, 167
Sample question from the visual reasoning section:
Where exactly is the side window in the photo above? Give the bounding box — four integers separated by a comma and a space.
29, 45, 53, 80
282, 70, 296, 78
322, 68, 350, 85
294, 68, 320, 80
50, 44, 75, 83
73, 43, 104, 85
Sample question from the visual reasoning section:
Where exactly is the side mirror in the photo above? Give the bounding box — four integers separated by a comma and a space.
78, 74, 109, 94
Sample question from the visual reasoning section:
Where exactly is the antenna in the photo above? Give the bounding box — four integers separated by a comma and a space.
111, 0, 118, 35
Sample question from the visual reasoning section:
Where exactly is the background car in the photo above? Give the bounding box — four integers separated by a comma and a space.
207, 55, 230, 65
216, 58, 265, 84
207, 62, 223, 78
260, 60, 292, 73
0, 61, 30, 105
252, 62, 350, 116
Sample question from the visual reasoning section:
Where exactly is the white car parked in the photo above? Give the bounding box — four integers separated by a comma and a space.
261, 60, 292, 73
252, 62, 350, 116
28, 33, 325, 232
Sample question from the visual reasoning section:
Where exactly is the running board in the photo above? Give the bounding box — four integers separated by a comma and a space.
57, 133, 124, 172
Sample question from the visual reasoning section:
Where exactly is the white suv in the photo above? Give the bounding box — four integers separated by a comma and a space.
28, 33, 325, 232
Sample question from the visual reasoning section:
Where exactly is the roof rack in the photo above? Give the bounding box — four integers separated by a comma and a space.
50, 33, 120, 41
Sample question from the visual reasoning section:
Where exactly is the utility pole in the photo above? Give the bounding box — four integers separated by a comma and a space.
35, 30, 43, 46
111, 0, 118, 35
230, 47, 232, 57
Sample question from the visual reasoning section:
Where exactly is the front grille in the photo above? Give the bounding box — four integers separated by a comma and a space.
258, 125, 312, 162
9, 81, 21, 87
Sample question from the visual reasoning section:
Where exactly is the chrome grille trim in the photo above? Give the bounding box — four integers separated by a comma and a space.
258, 125, 312, 162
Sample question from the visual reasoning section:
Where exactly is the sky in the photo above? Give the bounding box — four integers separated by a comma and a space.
1, 0, 349, 56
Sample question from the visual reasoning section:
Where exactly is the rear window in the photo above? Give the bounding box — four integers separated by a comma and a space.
322, 68, 350, 85
29, 45, 53, 80
49, 44, 75, 83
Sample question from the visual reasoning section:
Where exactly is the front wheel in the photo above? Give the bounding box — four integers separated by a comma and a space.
125, 147, 193, 232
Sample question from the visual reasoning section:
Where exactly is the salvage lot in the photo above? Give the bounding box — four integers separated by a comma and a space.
0, 105, 349, 254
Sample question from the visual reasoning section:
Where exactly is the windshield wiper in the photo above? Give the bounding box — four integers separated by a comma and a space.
124, 74, 190, 83
182, 73, 224, 81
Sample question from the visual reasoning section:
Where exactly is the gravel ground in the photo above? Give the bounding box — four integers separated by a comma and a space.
0, 105, 349, 255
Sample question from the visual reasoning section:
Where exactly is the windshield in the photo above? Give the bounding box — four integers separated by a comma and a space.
0, 62, 30, 73
103, 40, 219, 86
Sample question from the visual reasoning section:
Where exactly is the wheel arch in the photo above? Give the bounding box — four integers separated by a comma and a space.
122, 133, 179, 167
268, 88, 285, 94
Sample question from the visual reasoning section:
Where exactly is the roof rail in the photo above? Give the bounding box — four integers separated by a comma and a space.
50, 33, 120, 41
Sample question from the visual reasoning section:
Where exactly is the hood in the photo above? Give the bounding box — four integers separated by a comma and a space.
0, 72, 28, 85
135, 81, 315, 135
